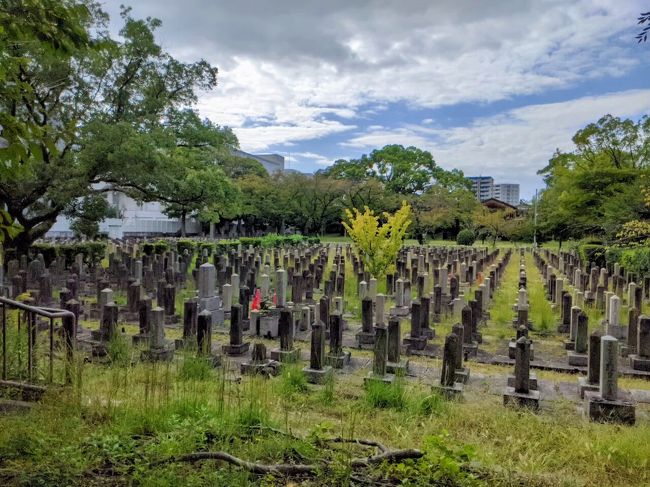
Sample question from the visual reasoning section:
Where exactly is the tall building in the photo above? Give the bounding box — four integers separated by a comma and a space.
493, 183, 520, 206
467, 176, 494, 201
467, 176, 520, 206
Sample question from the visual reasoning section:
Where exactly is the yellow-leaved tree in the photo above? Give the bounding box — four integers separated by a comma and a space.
342, 202, 411, 278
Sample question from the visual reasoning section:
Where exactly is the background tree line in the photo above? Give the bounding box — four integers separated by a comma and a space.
2, 0, 648, 256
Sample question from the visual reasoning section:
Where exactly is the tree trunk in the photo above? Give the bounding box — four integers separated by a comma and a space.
181, 211, 187, 237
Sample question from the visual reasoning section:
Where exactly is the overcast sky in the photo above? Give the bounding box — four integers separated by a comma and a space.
102, 0, 650, 199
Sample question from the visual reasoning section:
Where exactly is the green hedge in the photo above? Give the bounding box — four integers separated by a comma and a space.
142, 240, 170, 255
606, 247, 650, 277
176, 239, 196, 255
29, 244, 58, 266
30, 242, 107, 267
237, 234, 318, 248
576, 242, 607, 267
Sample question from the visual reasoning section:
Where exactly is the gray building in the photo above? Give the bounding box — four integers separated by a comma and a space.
46, 150, 286, 238
467, 176, 520, 206
493, 183, 520, 206
232, 149, 285, 174
468, 176, 494, 201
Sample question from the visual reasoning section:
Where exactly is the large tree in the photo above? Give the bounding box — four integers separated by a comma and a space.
410, 185, 478, 243
537, 115, 650, 242
324, 144, 470, 195
0, 2, 220, 253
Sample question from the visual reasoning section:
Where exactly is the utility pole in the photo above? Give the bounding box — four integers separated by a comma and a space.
533, 188, 538, 248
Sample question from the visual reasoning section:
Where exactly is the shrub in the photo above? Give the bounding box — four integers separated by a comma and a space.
59, 242, 107, 266
456, 229, 476, 246
153, 240, 169, 254
214, 240, 238, 252
577, 242, 606, 267
239, 237, 263, 247
198, 242, 216, 255
176, 239, 196, 256
142, 243, 155, 255
26, 242, 106, 267
619, 247, 650, 277
29, 243, 58, 266
279, 364, 309, 396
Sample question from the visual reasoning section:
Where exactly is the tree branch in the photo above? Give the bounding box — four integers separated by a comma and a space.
150, 448, 423, 475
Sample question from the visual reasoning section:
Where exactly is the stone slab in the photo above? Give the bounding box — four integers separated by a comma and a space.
386, 360, 409, 376
567, 352, 587, 367
223, 342, 251, 356
507, 373, 538, 391
326, 351, 351, 369
503, 387, 540, 410
303, 366, 333, 384
629, 355, 650, 372
577, 376, 599, 399
270, 347, 301, 363
586, 395, 635, 425
364, 373, 396, 385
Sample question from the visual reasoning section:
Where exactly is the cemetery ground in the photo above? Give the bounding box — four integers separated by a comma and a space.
1, 243, 650, 486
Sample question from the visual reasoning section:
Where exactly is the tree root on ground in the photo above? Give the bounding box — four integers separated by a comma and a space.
149, 430, 423, 477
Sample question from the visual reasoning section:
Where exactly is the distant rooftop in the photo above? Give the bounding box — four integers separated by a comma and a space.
232, 149, 285, 174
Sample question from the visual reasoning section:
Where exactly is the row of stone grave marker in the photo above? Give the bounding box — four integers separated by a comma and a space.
534, 249, 650, 374
533, 249, 640, 424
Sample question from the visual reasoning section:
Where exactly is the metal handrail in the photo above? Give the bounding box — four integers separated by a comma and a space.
0, 296, 76, 320
0, 296, 77, 385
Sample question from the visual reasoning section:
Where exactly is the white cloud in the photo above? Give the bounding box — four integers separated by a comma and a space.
108, 0, 647, 151
284, 151, 337, 171
101, 0, 649, 179
341, 89, 650, 198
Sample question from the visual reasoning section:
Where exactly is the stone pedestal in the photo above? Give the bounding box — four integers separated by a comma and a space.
326, 351, 351, 368
389, 306, 409, 317
463, 342, 478, 357
364, 373, 395, 385
141, 347, 174, 362
302, 365, 333, 384
455, 367, 470, 384
222, 342, 250, 356
507, 373, 538, 390
432, 383, 463, 399
386, 360, 409, 376
503, 388, 540, 410
259, 313, 280, 338
241, 360, 281, 376
629, 354, 650, 371
356, 331, 376, 345
132, 334, 150, 346
241, 343, 280, 376
270, 347, 301, 363
567, 351, 587, 366
577, 376, 599, 399
403, 335, 427, 351
586, 394, 635, 425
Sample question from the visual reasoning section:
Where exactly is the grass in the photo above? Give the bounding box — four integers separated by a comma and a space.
2, 353, 648, 486
0, 334, 650, 485
1, 244, 650, 486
